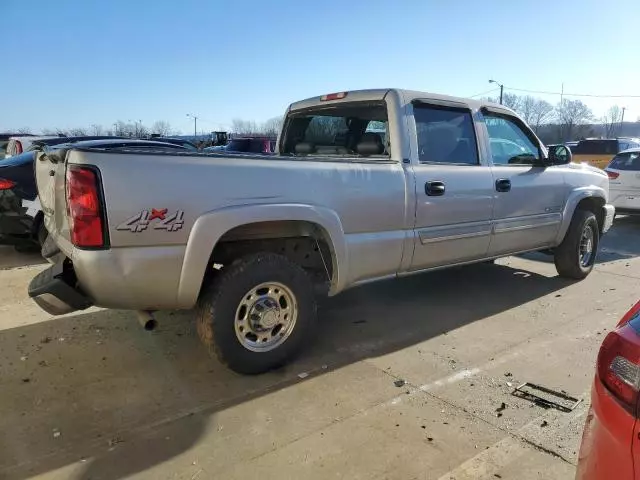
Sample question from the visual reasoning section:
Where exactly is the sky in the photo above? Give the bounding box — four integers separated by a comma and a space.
3, 0, 640, 134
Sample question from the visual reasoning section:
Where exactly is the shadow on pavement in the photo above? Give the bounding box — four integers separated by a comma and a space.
0, 262, 570, 479
0, 245, 45, 270
598, 215, 640, 263
518, 216, 640, 265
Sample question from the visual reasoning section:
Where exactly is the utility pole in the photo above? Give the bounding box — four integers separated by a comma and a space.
186, 113, 198, 138
488, 79, 504, 104
619, 107, 626, 137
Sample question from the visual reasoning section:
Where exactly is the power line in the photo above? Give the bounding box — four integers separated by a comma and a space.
504, 86, 640, 99
469, 88, 499, 98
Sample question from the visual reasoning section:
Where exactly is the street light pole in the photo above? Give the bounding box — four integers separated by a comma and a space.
187, 114, 198, 138
489, 79, 504, 104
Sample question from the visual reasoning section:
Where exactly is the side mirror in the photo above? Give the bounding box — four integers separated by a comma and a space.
547, 145, 572, 165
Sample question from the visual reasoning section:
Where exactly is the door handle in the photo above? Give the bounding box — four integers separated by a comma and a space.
495, 178, 511, 192
425, 181, 445, 196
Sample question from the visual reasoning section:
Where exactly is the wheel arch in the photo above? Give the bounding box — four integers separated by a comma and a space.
177, 204, 348, 308
556, 188, 607, 244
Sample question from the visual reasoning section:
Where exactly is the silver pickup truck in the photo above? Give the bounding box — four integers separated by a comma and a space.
29, 89, 615, 373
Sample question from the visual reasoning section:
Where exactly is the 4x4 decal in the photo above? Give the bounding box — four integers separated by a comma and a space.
116, 209, 184, 233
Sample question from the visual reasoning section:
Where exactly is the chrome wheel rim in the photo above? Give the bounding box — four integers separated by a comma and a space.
579, 225, 595, 267
234, 282, 298, 352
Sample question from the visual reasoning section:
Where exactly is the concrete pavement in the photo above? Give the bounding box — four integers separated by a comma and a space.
1, 215, 639, 479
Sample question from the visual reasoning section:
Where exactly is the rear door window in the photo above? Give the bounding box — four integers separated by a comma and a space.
609, 152, 640, 171
413, 105, 479, 165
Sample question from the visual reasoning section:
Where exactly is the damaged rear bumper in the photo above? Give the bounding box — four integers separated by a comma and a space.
601, 204, 615, 234
28, 260, 93, 315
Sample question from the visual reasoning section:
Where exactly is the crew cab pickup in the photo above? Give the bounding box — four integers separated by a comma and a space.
29, 89, 616, 374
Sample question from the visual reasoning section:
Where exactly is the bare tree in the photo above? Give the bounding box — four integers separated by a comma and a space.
516, 95, 537, 125
114, 120, 136, 137
68, 127, 88, 136
261, 117, 284, 136
601, 105, 623, 138
151, 120, 173, 136
16, 127, 32, 134
90, 124, 104, 136
554, 99, 593, 142
501, 93, 521, 111
530, 99, 554, 133
232, 119, 259, 135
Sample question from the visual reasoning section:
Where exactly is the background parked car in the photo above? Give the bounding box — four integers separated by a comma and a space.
205, 136, 276, 154
571, 138, 640, 169
0, 139, 190, 249
147, 137, 199, 151
605, 148, 640, 215
5, 135, 63, 158
1, 133, 34, 160
576, 299, 640, 480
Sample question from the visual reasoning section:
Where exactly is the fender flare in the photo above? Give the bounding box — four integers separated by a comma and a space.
176, 203, 348, 307
555, 187, 607, 244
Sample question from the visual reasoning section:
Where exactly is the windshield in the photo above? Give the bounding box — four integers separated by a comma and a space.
282, 102, 388, 157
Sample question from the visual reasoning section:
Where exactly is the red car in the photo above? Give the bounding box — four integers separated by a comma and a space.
576, 299, 640, 479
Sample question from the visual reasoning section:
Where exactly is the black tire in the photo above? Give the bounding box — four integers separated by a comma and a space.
196, 253, 317, 374
554, 210, 599, 279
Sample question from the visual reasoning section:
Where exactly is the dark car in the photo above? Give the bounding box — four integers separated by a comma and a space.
222, 137, 277, 154
26, 135, 128, 151
148, 137, 199, 151
0, 139, 189, 249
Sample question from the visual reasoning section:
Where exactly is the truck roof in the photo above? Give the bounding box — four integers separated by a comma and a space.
288, 88, 509, 114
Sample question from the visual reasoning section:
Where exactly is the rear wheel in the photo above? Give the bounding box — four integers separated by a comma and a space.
196, 253, 317, 374
554, 210, 599, 279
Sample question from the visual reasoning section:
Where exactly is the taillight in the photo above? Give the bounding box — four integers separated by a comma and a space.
66, 166, 105, 248
597, 301, 640, 414
606, 170, 620, 179
15, 141, 23, 155
0, 178, 16, 190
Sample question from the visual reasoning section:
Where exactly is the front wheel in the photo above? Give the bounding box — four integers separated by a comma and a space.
554, 210, 599, 279
196, 253, 317, 374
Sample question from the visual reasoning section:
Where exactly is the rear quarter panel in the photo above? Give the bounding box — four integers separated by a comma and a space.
67, 150, 409, 308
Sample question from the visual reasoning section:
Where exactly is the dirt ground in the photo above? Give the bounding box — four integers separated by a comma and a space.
1, 216, 639, 480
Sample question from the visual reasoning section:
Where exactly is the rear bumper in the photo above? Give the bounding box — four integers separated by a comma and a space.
575, 378, 635, 480
601, 204, 615, 234
614, 207, 640, 215
28, 261, 92, 315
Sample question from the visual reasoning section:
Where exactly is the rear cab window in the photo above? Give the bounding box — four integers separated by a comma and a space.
282, 101, 389, 158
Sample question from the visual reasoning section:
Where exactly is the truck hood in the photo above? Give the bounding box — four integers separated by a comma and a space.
566, 161, 607, 177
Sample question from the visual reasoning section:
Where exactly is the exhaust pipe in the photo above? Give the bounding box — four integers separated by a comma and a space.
136, 310, 157, 331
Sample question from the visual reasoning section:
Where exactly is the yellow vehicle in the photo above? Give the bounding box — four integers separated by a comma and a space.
571, 138, 640, 169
